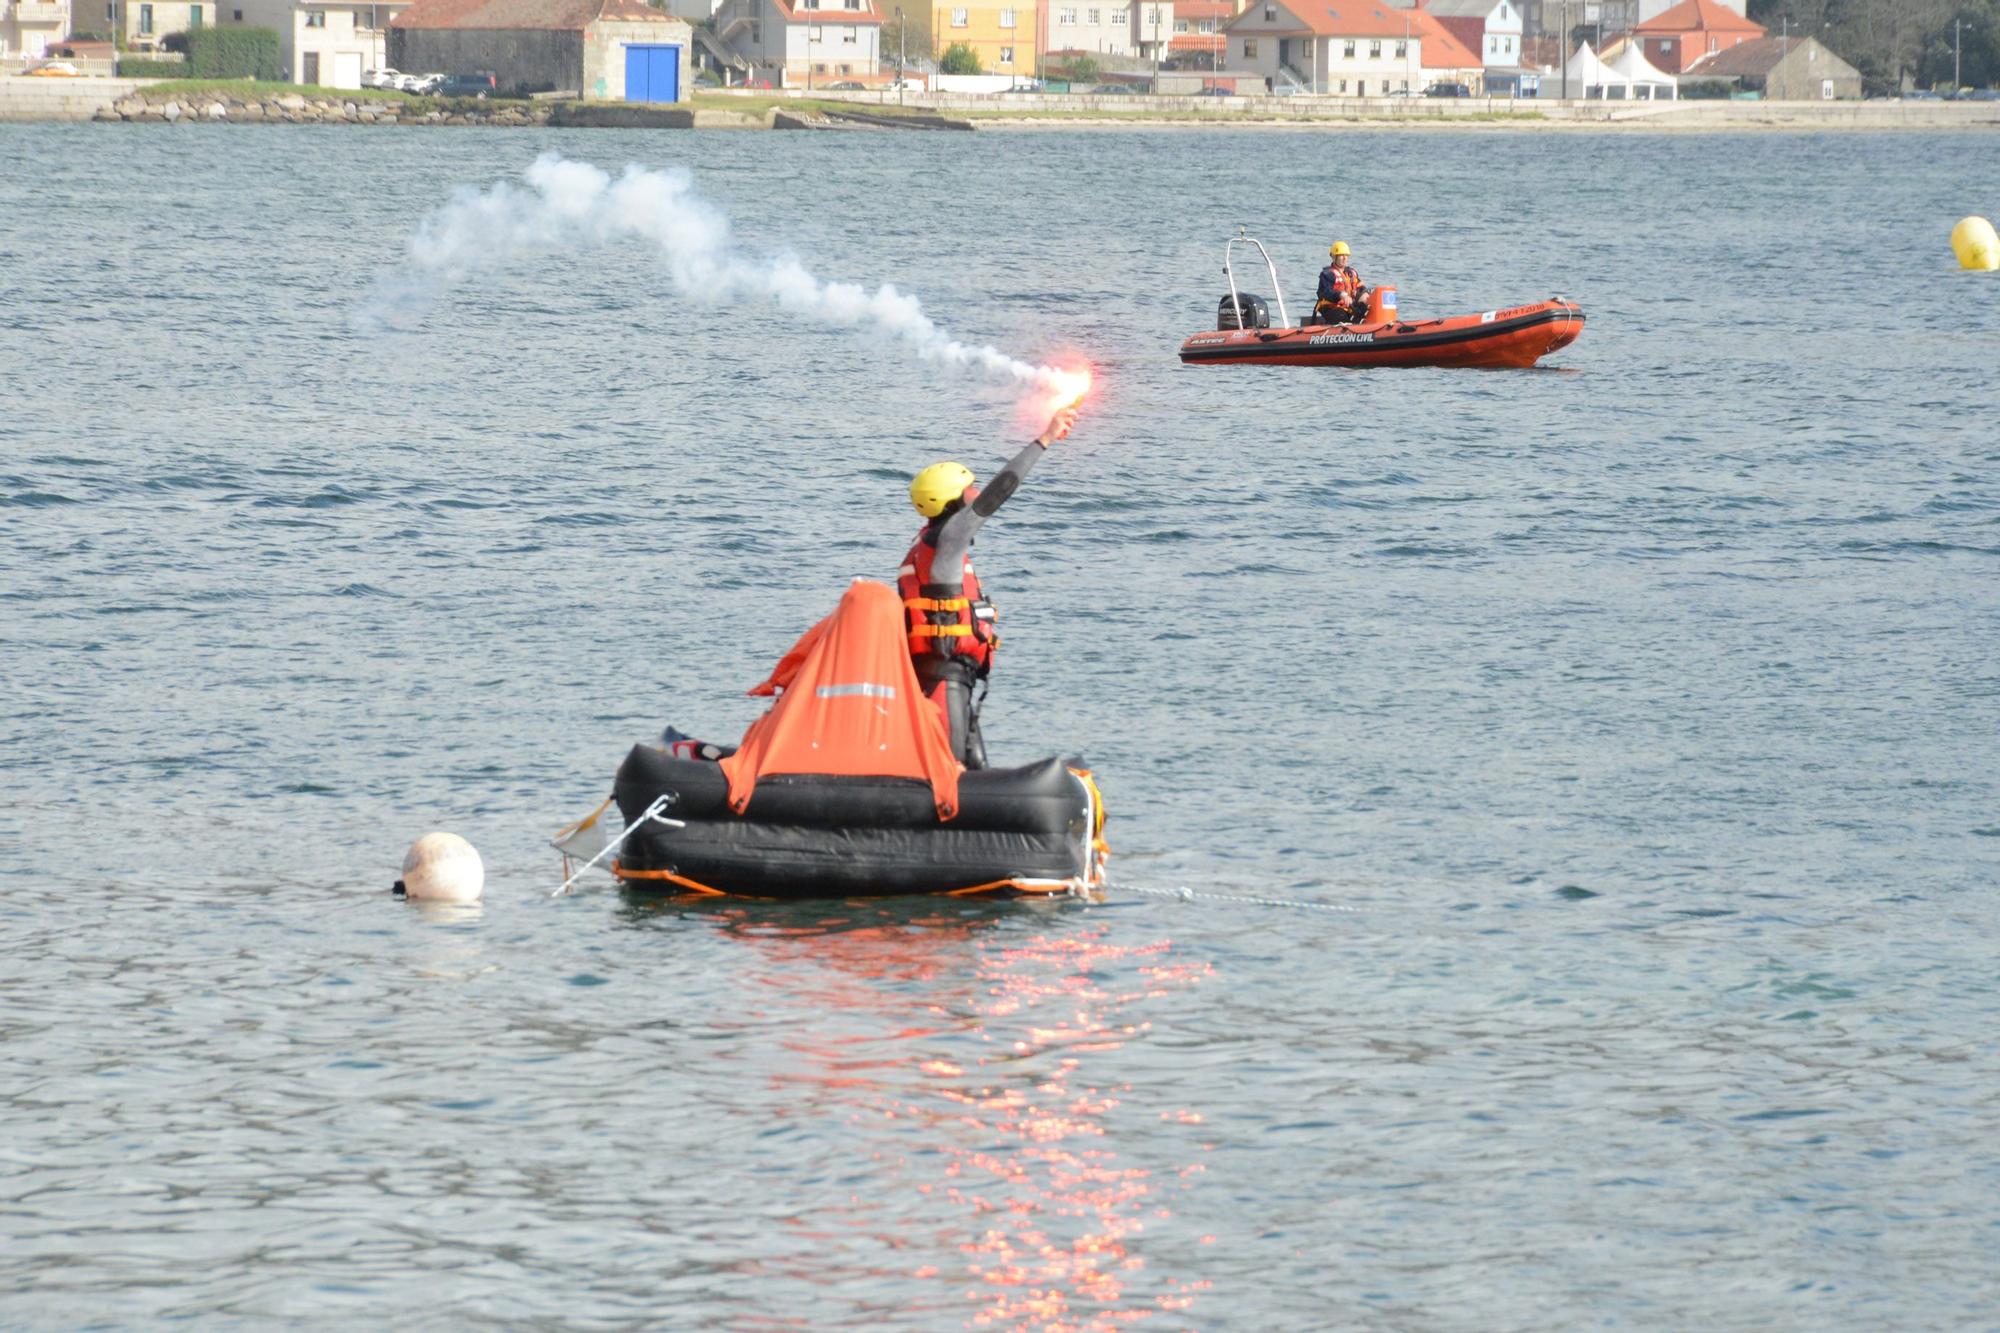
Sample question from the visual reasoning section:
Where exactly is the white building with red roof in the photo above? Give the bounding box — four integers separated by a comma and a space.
1224, 0, 1482, 95
711, 0, 880, 86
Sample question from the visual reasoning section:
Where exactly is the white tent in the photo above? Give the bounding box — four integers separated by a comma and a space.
1607, 41, 1678, 99
1557, 42, 1623, 99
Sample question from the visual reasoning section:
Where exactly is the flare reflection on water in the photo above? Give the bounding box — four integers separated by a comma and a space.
623, 899, 1212, 1329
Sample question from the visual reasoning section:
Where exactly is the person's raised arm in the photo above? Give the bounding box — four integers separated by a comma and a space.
928, 405, 1078, 585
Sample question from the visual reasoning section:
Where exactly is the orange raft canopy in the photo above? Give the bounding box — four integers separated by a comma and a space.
607, 577, 1109, 899
723, 579, 963, 820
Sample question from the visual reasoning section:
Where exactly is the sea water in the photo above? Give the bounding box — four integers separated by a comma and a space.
2, 125, 1997, 1328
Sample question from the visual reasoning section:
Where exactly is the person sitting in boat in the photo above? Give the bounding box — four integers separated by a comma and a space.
1313, 241, 1368, 325
902, 402, 1078, 770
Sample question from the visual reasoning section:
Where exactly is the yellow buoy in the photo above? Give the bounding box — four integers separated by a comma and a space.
1952, 216, 2000, 271
398, 831, 485, 903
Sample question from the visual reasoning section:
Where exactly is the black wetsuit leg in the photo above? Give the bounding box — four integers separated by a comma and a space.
915, 656, 984, 768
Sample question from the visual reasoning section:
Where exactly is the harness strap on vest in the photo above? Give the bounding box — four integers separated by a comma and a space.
904, 596, 970, 613
908, 624, 973, 638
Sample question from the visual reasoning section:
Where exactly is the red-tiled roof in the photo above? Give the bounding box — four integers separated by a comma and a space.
1406, 5, 1477, 67
771, 0, 882, 23
1683, 33, 1816, 76
1229, 1, 1420, 39
1634, 0, 1762, 36
1169, 32, 1228, 49
1175, 0, 1236, 18
393, 0, 672, 29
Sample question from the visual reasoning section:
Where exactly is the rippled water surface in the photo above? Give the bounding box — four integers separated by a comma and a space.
4, 125, 1999, 1329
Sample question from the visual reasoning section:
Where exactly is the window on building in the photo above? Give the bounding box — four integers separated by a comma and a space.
1394, 39, 1405, 56
1087, 7, 1100, 24
1337, 77, 1347, 91
232, 7, 242, 17
1263, 4, 1273, 18
138, 3, 153, 33
1341, 39, 1354, 56
1242, 37, 1256, 56
950, 6, 967, 24
999, 44, 1014, 61
1173, 18, 1188, 32
1368, 39, 1380, 57
1059, 7, 1076, 25
1356, 78, 1366, 93
846, 0, 860, 8
189, 4, 202, 25
999, 6, 1014, 25
305, 10, 324, 25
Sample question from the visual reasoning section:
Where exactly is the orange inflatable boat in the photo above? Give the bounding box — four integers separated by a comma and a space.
1178, 231, 1584, 370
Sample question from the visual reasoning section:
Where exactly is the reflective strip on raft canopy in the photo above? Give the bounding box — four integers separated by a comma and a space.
816, 683, 897, 699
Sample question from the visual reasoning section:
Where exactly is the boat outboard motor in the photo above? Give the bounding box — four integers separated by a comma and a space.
1217, 292, 1269, 331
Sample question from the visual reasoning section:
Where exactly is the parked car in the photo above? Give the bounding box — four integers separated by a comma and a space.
363, 67, 399, 89
1424, 82, 1472, 97
438, 72, 497, 97
24, 60, 82, 76
1084, 83, 1133, 94
824, 80, 867, 90
1197, 85, 1234, 96
1968, 88, 2000, 101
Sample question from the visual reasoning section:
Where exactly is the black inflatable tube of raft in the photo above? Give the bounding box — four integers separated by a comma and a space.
612, 746, 1093, 898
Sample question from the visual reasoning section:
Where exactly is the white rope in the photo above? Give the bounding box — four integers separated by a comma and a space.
550, 796, 684, 899
1114, 884, 1368, 914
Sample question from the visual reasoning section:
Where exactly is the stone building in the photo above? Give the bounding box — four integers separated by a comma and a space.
1683, 34, 1860, 99
390, 0, 691, 100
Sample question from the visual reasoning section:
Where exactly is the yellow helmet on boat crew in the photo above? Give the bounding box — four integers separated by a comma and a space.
909, 461, 976, 517
1329, 241, 1352, 257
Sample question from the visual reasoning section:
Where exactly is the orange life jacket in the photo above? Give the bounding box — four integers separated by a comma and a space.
899, 527, 998, 672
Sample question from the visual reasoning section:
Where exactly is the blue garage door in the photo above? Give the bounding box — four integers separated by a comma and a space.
624, 44, 681, 103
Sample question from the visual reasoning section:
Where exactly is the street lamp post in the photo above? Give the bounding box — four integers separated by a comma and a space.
1955, 18, 1962, 92
895, 4, 904, 104
1561, 0, 1568, 100
1152, 4, 1160, 93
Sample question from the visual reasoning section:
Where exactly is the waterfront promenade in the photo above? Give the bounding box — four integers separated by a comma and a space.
6, 74, 1998, 129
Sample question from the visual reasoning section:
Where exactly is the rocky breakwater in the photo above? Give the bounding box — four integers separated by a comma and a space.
96, 89, 556, 126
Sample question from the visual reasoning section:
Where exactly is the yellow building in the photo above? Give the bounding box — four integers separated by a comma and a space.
930, 0, 1031, 76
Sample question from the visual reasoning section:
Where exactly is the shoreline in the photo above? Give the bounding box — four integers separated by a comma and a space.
5, 77, 1997, 131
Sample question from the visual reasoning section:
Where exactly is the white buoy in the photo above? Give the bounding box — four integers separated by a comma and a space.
398, 832, 484, 903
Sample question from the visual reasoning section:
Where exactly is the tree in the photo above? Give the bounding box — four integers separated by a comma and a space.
939, 42, 983, 74
1049, 53, 1099, 82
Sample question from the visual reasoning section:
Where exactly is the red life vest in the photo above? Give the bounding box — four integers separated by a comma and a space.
899, 528, 998, 672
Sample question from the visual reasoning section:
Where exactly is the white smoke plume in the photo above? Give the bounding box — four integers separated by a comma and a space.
361, 153, 1089, 408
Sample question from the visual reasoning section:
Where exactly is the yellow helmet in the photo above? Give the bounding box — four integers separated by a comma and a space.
1330, 241, 1352, 257
909, 461, 975, 517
